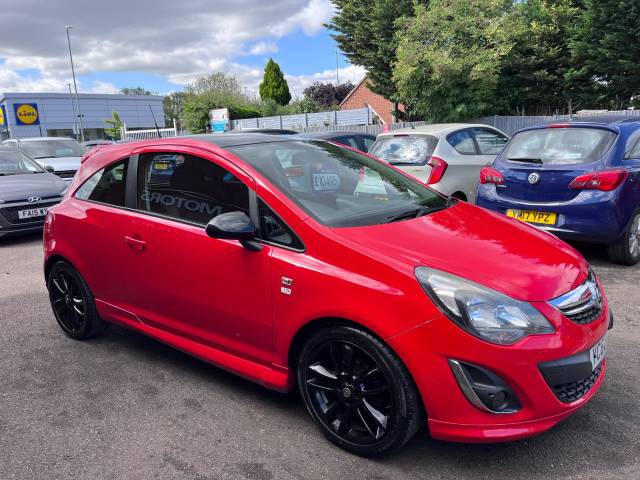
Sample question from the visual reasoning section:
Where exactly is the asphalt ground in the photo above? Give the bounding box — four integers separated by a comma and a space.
1, 232, 639, 479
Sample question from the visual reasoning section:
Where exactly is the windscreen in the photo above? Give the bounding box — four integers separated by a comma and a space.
503, 128, 616, 165
20, 140, 85, 159
368, 135, 438, 165
229, 140, 448, 228
0, 150, 45, 175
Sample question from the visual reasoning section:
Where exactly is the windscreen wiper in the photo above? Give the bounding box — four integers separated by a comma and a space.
386, 198, 455, 223
508, 157, 543, 164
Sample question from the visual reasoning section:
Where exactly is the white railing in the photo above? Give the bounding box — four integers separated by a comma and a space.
121, 119, 178, 140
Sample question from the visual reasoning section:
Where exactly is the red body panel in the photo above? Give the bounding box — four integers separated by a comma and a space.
44, 137, 608, 442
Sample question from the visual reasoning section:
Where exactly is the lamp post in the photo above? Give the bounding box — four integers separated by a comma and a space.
65, 25, 85, 142
67, 83, 79, 138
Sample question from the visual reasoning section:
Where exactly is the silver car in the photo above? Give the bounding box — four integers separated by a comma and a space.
1, 137, 85, 182
369, 124, 509, 202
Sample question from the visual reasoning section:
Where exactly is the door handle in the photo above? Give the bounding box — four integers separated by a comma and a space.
124, 235, 147, 251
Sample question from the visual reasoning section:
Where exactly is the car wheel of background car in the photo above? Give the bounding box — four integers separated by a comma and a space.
47, 261, 105, 339
607, 209, 640, 266
297, 325, 423, 457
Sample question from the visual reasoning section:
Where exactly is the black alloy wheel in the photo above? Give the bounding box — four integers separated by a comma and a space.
298, 326, 422, 456
48, 261, 104, 339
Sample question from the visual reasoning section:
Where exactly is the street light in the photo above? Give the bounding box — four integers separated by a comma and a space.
65, 25, 85, 142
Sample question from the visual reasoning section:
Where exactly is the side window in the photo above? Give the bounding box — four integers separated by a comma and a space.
627, 138, 640, 159
472, 128, 508, 155
336, 136, 360, 150
257, 198, 304, 250
447, 130, 477, 154
137, 153, 249, 226
75, 158, 129, 207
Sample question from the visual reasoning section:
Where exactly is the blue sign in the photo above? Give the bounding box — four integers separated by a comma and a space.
209, 108, 229, 133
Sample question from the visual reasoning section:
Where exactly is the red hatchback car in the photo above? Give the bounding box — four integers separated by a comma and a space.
43, 134, 611, 456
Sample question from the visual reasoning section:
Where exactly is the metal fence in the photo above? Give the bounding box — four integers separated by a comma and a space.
232, 108, 372, 130
121, 119, 178, 140
470, 110, 640, 136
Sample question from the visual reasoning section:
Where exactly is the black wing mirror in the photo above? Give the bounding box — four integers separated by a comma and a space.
44, 165, 55, 173
205, 211, 262, 251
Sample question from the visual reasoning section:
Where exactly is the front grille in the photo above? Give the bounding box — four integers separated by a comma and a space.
552, 362, 604, 403
55, 170, 77, 178
564, 303, 603, 325
549, 270, 604, 326
0, 201, 59, 224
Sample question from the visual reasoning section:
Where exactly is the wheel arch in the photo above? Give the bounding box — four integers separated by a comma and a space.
286, 316, 428, 416
44, 254, 74, 282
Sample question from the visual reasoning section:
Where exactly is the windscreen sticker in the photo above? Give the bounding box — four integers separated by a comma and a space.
354, 169, 388, 196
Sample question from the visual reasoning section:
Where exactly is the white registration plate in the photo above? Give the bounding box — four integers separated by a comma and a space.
18, 207, 48, 219
589, 334, 607, 370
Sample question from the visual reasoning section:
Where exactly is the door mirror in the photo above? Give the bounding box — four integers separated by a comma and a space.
206, 211, 256, 240
44, 165, 55, 173
206, 211, 263, 251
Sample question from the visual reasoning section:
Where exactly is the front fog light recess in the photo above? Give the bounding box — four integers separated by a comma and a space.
415, 266, 555, 345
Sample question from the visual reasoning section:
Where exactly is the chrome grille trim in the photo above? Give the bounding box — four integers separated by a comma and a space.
549, 270, 603, 325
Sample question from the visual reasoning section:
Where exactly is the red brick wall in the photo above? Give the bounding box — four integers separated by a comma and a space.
340, 79, 400, 124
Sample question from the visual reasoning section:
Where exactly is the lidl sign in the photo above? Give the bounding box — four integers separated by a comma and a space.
0, 105, 6, 127
14, 103, 40, 126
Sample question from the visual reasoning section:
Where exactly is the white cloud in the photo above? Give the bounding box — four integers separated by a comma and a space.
286, 65, 366, 98
0, 68, 118, 94
0, 0, 337, 95
247, 41, 279, 56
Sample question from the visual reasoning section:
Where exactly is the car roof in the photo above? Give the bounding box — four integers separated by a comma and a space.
297, 131, 374, 139
538, 116, 640, 127
14, 136, 77, 142
377, 123, 498, 137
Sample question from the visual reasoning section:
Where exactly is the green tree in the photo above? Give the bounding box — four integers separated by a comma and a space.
181, 72, 261, 133
163, 91, 186, 128
501, 0, 583, 115
120, 86, 156, 95
394, 0, 514, 121
569, 0, 640, 108
104, 111, 123, 140
259, 59, 291, 106
329, 0, 419, 104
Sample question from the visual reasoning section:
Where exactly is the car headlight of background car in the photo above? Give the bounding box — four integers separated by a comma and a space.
415, 267, 555, 345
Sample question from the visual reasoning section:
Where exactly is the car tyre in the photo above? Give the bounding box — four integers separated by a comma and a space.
47, 261, 105, 339
607, 209, 640, 266
297, 325, 423, 457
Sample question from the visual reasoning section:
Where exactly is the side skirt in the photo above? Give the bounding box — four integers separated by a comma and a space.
96, 299, 294, 392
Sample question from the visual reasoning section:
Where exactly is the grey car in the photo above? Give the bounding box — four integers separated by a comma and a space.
0, 147, 67, 237
2, 137, 85, 182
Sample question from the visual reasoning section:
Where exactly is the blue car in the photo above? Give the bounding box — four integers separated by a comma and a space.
476, 117, 640, 265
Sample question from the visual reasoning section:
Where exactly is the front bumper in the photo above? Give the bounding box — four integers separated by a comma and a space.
388, 300, 610, 443
0, 199, 61, 237
476, 184, 625, 243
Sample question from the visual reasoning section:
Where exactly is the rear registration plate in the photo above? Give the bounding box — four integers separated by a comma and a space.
506, 209, 557, 225
589, 334, 606, 370
18, 207, 48, 219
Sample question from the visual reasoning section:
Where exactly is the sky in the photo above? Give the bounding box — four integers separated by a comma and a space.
0, 0, 366, 98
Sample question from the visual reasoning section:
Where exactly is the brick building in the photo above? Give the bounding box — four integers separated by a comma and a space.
339, 76, 404, 124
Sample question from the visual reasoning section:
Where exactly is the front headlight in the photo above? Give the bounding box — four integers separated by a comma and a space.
415, 267, 555, 345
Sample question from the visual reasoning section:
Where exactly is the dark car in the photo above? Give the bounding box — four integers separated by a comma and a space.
82, 139, 115, 150
0, 147, 68, 237
295, 131, 377, 153
231, 128, 298, 135
476, 117, 640, 265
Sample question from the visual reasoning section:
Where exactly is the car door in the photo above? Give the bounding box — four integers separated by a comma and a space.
115, 146, 274, 364
445, 128, 508, 202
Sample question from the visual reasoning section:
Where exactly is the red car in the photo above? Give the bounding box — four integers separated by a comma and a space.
43, 134, 611, 456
